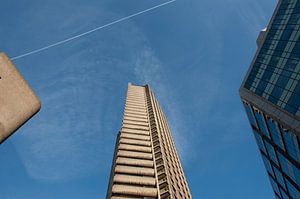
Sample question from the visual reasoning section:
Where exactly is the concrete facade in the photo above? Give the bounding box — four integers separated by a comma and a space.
0, 53, 40, 144
106, 83, 192, 199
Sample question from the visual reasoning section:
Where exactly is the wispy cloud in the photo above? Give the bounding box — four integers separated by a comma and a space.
133, 46, 192, 164
10, 0, 177, 61
131, 0, 271, 174
226, 0, 271, 34
12, 3, 166, 182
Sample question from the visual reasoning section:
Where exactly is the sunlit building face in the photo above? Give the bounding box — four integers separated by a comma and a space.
106, 83, 192, 199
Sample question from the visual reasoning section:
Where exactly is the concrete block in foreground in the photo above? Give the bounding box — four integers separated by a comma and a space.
0, 53, 41, 144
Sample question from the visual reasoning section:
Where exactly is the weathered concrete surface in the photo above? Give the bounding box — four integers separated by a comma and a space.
0, 53, 41, 144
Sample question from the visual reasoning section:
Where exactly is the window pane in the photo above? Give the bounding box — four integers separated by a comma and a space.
253, 130, 267, 154
273, 166, 286, 190
280, 188, 289, 199
266, 118, 285, 150
243, 103, 258, 129
265, 141, 279, 165
278, 153, 300, 185
269, 175, 281, 196
286, 179, 300, 199
282, 129, 300, 162
254, 111, 270, 138
262, 154, 274, 177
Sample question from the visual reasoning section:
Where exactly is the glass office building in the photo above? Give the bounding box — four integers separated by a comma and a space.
240, 0, 300, 198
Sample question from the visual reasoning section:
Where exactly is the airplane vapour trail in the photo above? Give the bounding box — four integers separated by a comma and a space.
10, 0, 176, 61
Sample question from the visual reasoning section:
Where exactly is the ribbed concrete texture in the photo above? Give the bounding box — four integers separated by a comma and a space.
0, 53, 40, 144
107, 83, 192, 199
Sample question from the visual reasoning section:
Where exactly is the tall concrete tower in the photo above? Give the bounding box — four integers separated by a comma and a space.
106, 83, 192, 199
240, 0, 300, 198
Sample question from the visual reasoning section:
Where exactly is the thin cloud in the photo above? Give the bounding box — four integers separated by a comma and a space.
13, 4, 165, 182
134, 47, 192, 163
10, 0, 177, 60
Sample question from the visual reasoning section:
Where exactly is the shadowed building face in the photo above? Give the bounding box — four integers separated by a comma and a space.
240, 0, 300, 198
106, 83, 192, 199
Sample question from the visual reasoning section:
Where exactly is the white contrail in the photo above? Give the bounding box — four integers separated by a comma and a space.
10, 0, 176, 61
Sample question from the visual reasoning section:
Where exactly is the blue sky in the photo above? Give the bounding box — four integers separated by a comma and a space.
0, 0, 277, 198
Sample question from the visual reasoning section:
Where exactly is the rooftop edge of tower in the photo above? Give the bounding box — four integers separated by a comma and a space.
127, 82, 149, 88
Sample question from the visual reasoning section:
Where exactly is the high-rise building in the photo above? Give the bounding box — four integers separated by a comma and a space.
239, 0, 300, 198
106, 83, 192, 199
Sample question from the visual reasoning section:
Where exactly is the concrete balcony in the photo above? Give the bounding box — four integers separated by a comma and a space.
113, 174, 156, 186
115, 165, 155, 176
116, 157, 153, 167
123, 119, 148, 127
119, 138, 151, 147
121, 128, 149, 136
124, 113, 148, 119
117, 150, 153, 160
122, 124, 149, 131
112, 185, 157, 198
118, 144, 152, 153
123, 116, 148, 123
120, 133, 150, 141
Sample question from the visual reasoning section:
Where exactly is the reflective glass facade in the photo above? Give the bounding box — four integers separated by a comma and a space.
244, 0, 300, 116
240, 1, 300, 197
243, 103, 300, 198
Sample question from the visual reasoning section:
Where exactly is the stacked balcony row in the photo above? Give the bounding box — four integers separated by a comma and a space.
154, 99, 189, 198
146, 93, 171, 199
146, 89, 192, 199
110, 86, 157, 198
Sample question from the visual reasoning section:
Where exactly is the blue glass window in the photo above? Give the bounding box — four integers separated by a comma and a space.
266, 118, 285, 150
294, 81, 300, 96
265, 141, 279, 165
254, 111, 270, 138
284, 103, 298, 114
286, 179, 300, 199
278, 153, 300, 185
272, 86, 284, 101
286, 93, 300, 114
256, 80, 268, 96
280, 188, 289, 199
282, 129, 300, 162
269, 175, 281, 196
273, 166, 286, 190
262, 154, 274, 177
243, 0, 300, 117
243, 103, 258, 129
253, 130, 267, 154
